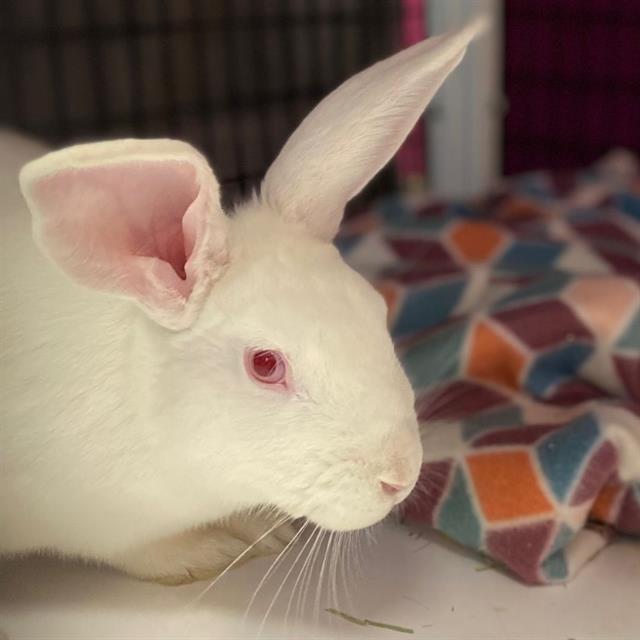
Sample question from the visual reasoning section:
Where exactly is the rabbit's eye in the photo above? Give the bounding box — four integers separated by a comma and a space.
245, 349, 288, 389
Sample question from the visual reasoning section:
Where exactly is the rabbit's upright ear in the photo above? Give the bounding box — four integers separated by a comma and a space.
262, 17, 488, 241
20, 139, 228, 330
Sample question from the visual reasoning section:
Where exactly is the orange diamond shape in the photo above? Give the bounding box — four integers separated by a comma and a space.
467, 450, 554, 522
466, 319, 528, 391
449, 221, 505, 263
497, 195, 542, 221
590, 482, 624, 524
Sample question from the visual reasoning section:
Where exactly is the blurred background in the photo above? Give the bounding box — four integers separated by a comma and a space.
1, 0, 639, 209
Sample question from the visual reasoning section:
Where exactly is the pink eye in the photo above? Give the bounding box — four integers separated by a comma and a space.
245, 349, 289, 389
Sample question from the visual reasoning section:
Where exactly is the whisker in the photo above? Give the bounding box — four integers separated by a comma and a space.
413, 483, 445, 501
184, 513, 292, 610
338, 531, 355, 614
243, 520, 308, 626
344, 531, 352, 582
257, 522, 317, 636
420, 465, 452, 479
298, 525, 325, 623
313, 529, 332, 626
284, 524, 319, 627
329, 531, 340, 613
346, 530, 359, 581
351, 532, 360, 584
354, 529, 367, 579
364, 524, 377, 549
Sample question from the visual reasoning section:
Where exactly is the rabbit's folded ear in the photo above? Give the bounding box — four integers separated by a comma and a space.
19, 139, 229, 330
262, 16, 488, 241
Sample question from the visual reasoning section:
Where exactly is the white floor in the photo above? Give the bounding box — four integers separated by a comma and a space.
1, 522, 638, 640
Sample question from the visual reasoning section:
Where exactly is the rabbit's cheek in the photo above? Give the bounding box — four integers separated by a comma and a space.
292, 428, 422, 531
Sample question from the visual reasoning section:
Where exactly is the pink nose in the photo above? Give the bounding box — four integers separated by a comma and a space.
379, 480, 409, 496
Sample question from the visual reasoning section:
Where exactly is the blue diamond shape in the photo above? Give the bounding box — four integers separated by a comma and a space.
493, 271, 571, 310
616, 311, 640, 352
536, 414, 601, 502
401, 321, 466, 389
461, 405, 523, 441
614, 193, 640, 222
437, 469, 482, 549
392, 279, 466, 339
526, 342, 594, 397
496, 241, 565, 273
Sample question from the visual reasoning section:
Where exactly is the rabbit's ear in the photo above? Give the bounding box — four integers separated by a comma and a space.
262, 17, 488, 241
20, 139, 228, 330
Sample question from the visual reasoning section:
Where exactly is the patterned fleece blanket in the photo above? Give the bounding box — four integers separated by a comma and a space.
337, 150, 640, 585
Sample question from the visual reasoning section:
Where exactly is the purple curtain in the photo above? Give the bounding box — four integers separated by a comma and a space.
504, 0, 640, 174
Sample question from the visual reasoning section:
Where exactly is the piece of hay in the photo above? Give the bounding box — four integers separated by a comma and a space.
326, 608, 415, 634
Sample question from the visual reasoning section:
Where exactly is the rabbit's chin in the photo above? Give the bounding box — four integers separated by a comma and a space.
298, 501, 396, 533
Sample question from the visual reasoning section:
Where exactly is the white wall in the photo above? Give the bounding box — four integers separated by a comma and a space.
425, 0, 504, 198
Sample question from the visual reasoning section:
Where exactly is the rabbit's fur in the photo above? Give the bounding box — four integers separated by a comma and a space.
0, 19, 487, 583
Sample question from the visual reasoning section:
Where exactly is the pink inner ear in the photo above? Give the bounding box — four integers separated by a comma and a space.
32, 159, 202, 302
126, 162, 196, 280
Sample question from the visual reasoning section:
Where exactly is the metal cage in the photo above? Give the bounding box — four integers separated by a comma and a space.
1, 0, 406, 207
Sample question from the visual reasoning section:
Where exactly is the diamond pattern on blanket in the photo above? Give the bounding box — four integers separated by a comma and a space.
543, 379, 609, 406
564, 276, 639, 342
615, 308, 640, 351
596, 249, 640, 278
541, 522, 576, 582
466, 319, 528, 391
393, 279, 467, 338
614, 193, 640, 221
590, 482, 626, 523
613, 355, 640, 398
407, 460, 453, 525
448, 221, 507, 263
570, 441, 618, 506
572, 220, 637, 248
487, 520, 555, 584
493, 271, 572, 309
437, 468, 482, 548
387, 237, 455, 266
541, 547, 569, 582
471, 423, 560, 447
461, 405, 523, 441
536, 415, 601, 501
338, 150, 640, 585
402, 323, 467, 390
496, 240, 565, 272
418, 380, 510, 422
525, 342, 594, 397
617, 486, 640, 533
467, 450, 554, 521
493, 299, 593, 350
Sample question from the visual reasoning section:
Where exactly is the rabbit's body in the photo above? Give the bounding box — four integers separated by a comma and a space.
0, 164, 316, 579
0, 20, 487, 583
0, 137, 235, 560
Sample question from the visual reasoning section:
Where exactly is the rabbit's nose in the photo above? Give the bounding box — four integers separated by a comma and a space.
379, 479, 410, 496
377, 425, 422, 501
378, 474, 415, 503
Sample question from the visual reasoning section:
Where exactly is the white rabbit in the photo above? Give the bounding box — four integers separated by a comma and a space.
0, 19, 486, 584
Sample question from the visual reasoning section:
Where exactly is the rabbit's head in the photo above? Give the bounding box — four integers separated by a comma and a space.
19, 20, 485, 531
